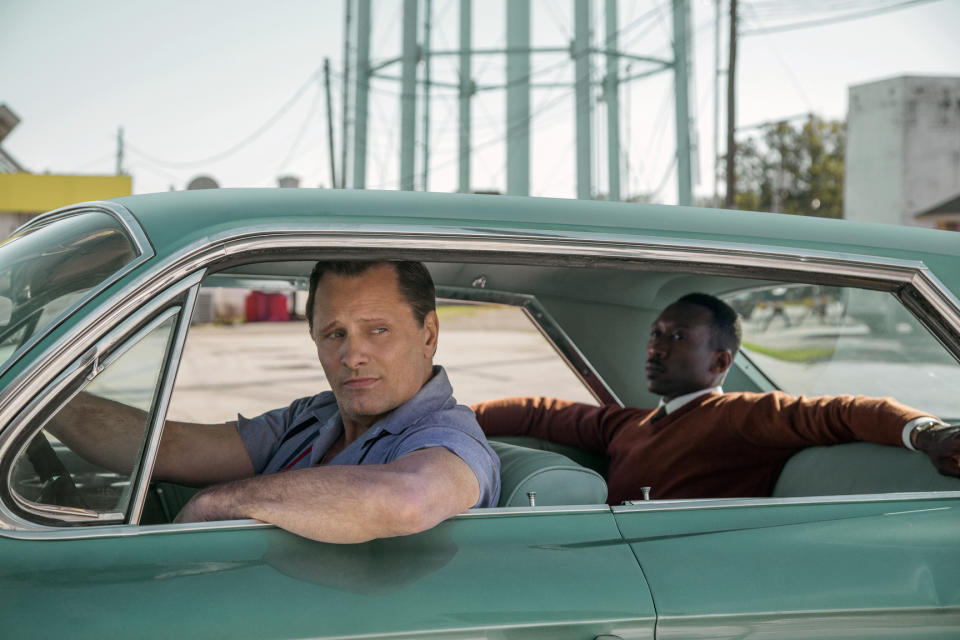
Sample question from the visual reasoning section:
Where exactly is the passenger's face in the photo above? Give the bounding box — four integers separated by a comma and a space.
645, 303, 726, 401
311, 265, 438, 432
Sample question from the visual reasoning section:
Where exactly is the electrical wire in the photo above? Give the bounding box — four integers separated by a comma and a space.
741, 0, 940, 35
127, 68, 322, 169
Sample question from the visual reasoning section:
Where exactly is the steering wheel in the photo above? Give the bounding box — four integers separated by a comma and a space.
25, 433, 89, 510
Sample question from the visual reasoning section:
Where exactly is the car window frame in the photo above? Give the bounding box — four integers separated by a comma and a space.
0, 273, 201, 531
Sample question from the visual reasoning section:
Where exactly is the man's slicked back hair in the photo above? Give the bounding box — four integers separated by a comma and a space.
306, 260, 436, 333
675, 292, 742, 355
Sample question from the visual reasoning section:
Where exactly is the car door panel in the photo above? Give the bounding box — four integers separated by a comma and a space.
0, 508, 656, 639
613, 497, 960, 638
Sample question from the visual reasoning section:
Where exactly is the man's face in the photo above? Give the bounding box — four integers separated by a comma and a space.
310, 264, 438, 432
645, 302, 726, 401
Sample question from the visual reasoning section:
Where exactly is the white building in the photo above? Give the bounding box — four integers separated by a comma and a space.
844, 75, 960, 229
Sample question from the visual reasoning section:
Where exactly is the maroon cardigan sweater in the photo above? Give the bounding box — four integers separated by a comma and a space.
472, 392, 926, 503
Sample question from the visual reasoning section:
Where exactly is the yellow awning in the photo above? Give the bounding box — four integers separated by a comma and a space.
0, 173, 132, 213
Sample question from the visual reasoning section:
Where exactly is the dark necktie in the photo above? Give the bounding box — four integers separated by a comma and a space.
649, 406, 667, 423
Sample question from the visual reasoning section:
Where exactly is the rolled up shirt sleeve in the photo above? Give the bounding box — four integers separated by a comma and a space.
391, 424, 501, 509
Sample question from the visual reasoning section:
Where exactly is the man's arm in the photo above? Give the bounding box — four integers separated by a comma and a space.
47, 392, 255, 486
173, 446, 480, 543
734, 392, 960, 478
471, 396, 637, 453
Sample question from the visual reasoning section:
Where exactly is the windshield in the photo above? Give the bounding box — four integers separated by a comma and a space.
0, 212, 139, 368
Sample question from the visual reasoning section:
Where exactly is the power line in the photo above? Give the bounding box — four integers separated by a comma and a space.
741, 0, 941, 35
127, 68, 322, 169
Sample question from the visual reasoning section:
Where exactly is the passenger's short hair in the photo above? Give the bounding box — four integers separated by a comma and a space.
674, 292, 742, 355
306, 260, 436, 332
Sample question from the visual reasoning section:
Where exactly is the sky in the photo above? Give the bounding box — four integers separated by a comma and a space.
2, 0, 959, 204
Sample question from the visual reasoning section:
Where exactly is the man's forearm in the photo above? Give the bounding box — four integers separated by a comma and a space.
46, 391, 256, 486
174, 448, 480, 543
46, 392, 154, 473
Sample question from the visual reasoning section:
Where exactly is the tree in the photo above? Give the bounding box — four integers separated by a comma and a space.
733, 116, 845, 218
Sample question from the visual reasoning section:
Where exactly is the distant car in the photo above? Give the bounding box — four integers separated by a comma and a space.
1, 189, 959, 638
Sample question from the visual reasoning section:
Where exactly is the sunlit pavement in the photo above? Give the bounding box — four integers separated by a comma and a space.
168, 312, 595, 424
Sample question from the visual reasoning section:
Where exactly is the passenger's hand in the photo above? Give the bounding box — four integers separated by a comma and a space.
916, 423, 960, 477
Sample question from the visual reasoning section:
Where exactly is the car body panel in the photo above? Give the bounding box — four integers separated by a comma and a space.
0, 509, 655, 639
614, 496, 960, 637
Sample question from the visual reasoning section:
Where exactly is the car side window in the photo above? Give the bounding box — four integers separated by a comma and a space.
726, 284, 960, 419
8, 312, 178, 523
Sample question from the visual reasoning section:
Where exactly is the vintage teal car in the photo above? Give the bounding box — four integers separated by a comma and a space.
1, 189, 958, 638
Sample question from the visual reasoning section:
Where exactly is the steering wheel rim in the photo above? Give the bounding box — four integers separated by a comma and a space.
24, 433, 89, 510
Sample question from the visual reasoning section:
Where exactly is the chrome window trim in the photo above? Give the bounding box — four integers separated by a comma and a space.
613, 491, 960, 513
437, 286, 621, 406
0, 505, 616, 540
127, 282, 200, 524
0, 273, 203, 531
0, 201, 155, 379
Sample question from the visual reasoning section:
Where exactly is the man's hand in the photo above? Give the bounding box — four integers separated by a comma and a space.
915, 423, 960, 477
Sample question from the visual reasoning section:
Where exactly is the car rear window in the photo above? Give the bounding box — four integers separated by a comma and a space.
0, 211, 139, 369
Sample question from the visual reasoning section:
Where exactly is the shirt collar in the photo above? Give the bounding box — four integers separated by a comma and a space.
658, 385, 723, 415
361, 365, 452, 436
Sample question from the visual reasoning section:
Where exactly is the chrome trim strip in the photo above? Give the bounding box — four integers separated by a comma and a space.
437, 287, 621, 406
0, 505, 615, 540
458, 504, 612, 516
0, 275, 203, 531
0, 201, 155, 379
128, 280, 202, 524
0, 518, 272, 540
612, 491, 960, 513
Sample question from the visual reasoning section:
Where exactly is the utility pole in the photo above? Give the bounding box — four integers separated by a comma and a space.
399, 0, 419, 191
323, 58, 338, 189
340, 0, 352, 188
421, 0, 432, 191
724, 0, 738, 208
713, 0, 721, 206
458, 0, 472, 193
672, 0, 692, 206
604, 0, 620, 202
573, 0, 592, 200
352, 0, 371, 189
506, 0, 531, 196
116, 127, 124, 175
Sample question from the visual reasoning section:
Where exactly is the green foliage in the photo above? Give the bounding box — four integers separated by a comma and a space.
734, 116, 845, 218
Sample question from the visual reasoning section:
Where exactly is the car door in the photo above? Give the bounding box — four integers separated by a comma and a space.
0, 272, 657, 640
613, 494, 960, 638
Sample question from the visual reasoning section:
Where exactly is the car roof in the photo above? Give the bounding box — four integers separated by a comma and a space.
111, 188, 960, 292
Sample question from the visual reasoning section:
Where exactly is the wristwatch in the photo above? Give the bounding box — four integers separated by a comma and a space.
911, 418, 945, 448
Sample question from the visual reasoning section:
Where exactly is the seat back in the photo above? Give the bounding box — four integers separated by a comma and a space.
773, 442, 960, 497
488, 440, 607, 507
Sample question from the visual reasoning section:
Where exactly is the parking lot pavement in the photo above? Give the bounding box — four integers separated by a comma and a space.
168, 311, 596, 424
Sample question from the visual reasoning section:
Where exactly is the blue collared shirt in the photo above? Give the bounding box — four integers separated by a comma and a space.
236, 366, 500, 508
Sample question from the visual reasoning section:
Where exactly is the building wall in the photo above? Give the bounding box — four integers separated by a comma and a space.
0, 172, 132, 239
844, 75, 960, 227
